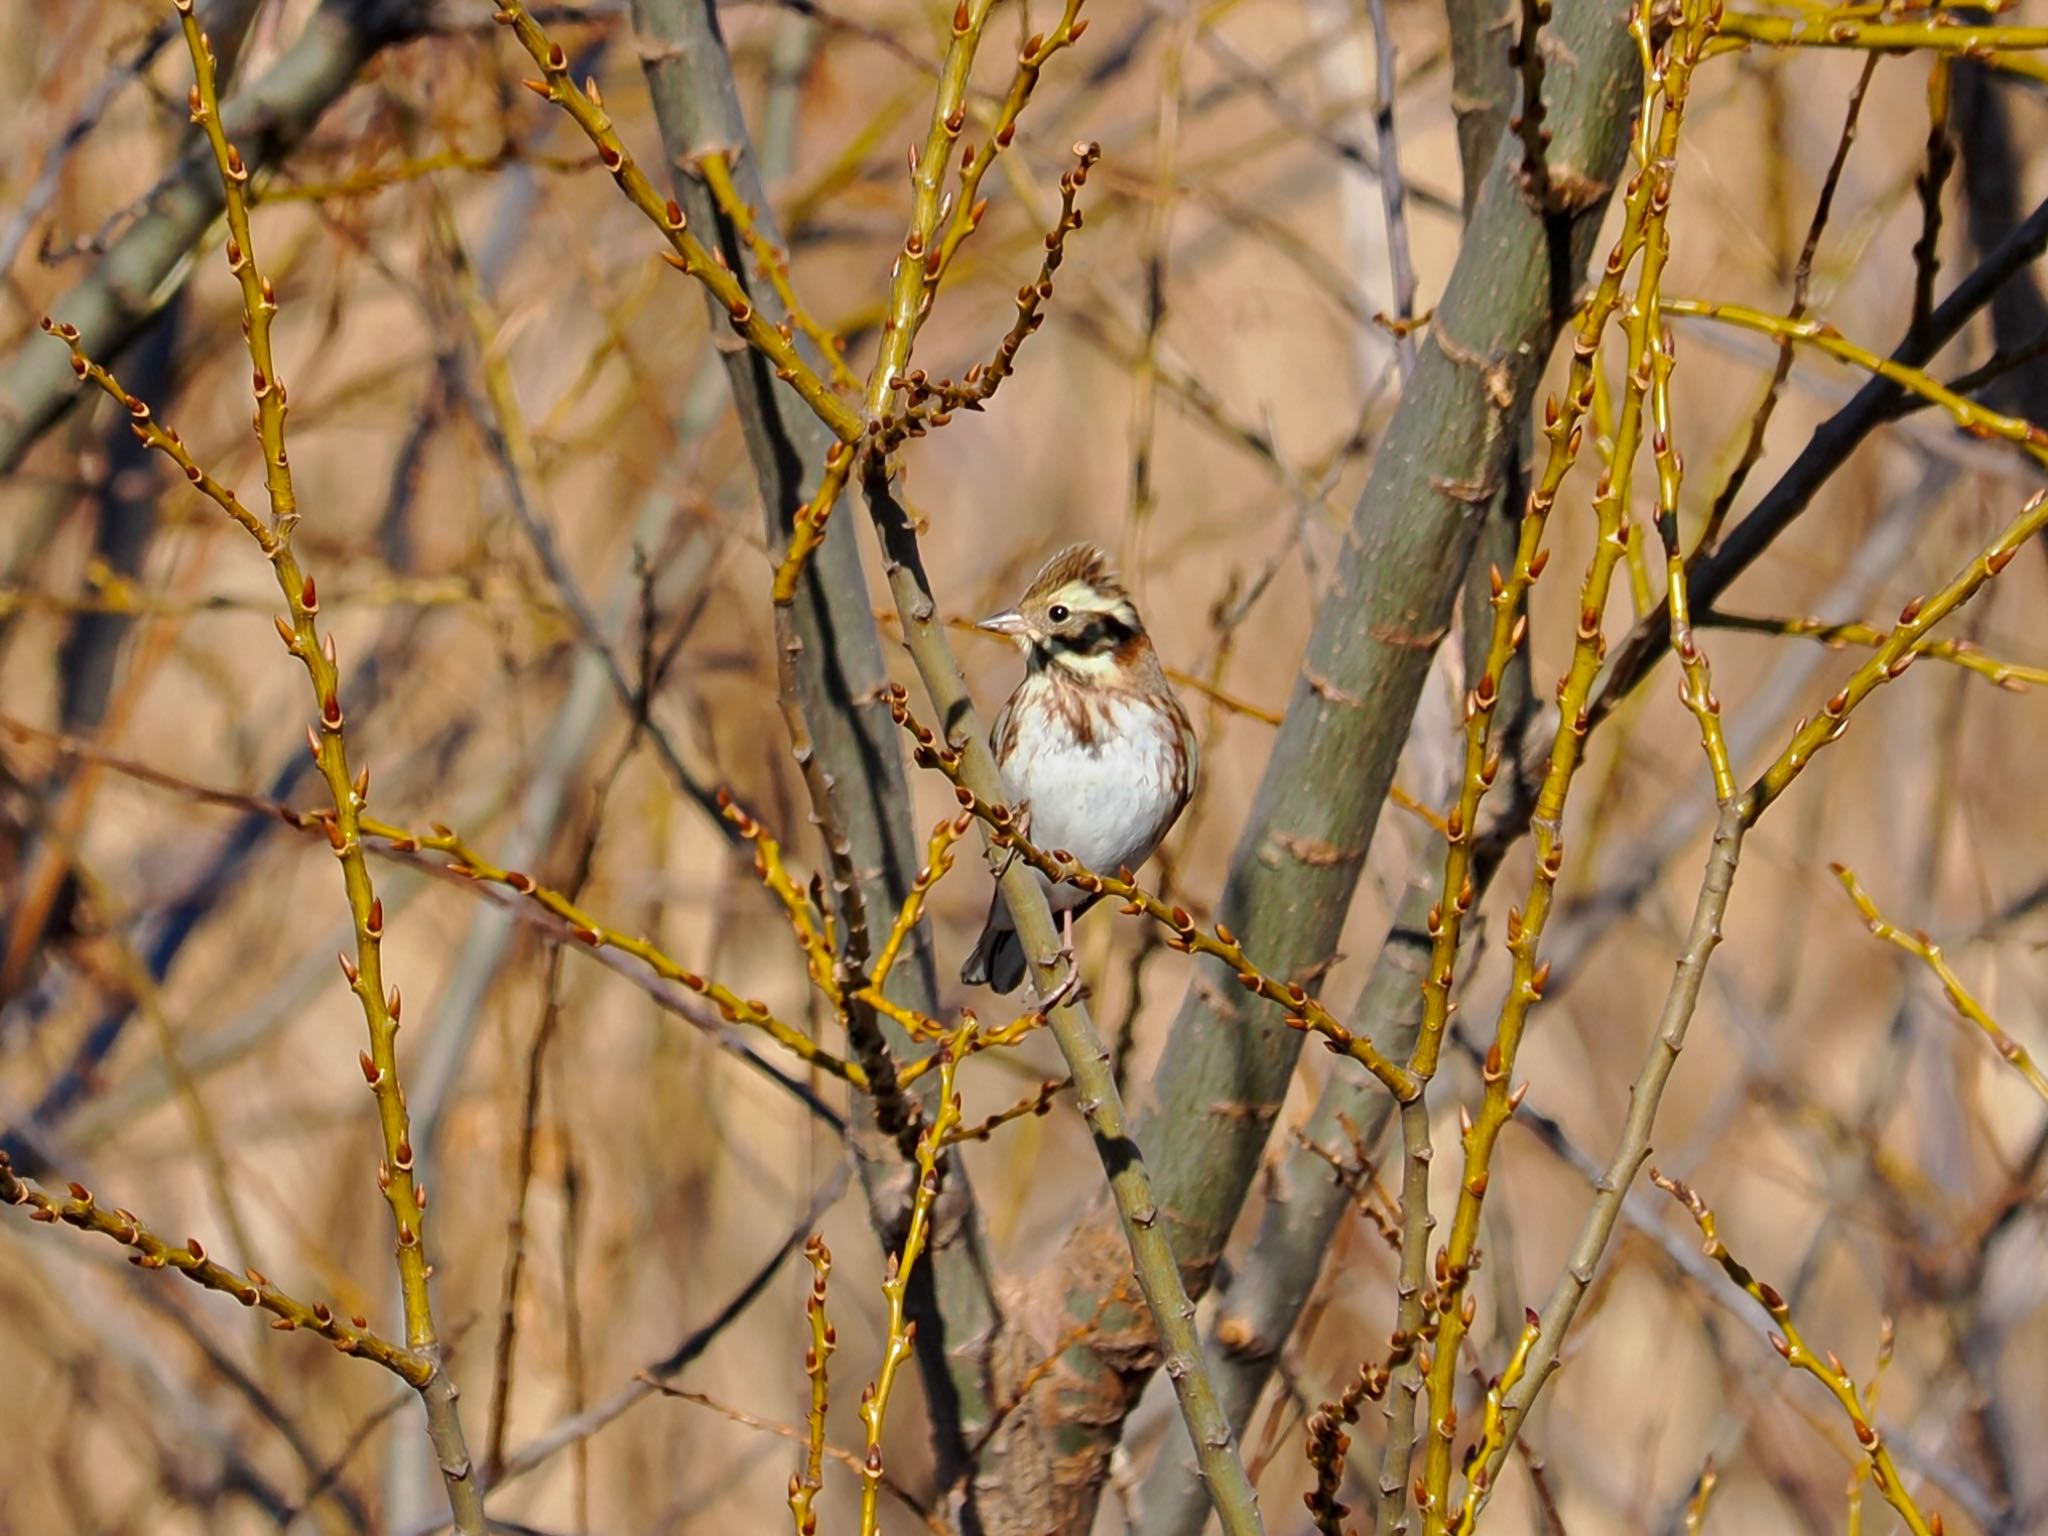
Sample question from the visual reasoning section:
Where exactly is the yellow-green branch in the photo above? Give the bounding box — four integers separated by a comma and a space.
1713, 11, 2048, 85
858, 1023, 971, 1536
0, 1153, 431, 1388
1664, 295, 2048, 470
1652, 1170, 1938, 1536
699, 151, 862, 395
1703, 610, 2048, 691
1832, 864, 2048, 1102
1422, 0, 1720, 1519
789, 1235, 834, 1536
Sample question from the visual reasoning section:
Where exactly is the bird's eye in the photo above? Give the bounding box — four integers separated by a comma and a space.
1048, 604, 1070, 623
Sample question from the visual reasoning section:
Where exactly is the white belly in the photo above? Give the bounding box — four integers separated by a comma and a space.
1000, 690, 1185, 904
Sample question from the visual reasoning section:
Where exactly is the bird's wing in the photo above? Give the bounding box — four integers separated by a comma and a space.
989, 690, 1018, 764
1175, 695, 1200, 806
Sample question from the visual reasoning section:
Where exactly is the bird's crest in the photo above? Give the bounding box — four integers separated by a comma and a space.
1024, 543, 1126, 604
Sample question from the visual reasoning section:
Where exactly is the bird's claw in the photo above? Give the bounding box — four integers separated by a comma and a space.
1032, 906, 1080, 1012
994, 798, 1033, 879
1035, 957, 1081, 1014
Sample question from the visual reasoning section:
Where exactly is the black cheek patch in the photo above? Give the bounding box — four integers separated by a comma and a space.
1053, 613, 1134, 659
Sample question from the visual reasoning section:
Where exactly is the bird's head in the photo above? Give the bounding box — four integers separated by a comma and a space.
977, 543, 1147, 681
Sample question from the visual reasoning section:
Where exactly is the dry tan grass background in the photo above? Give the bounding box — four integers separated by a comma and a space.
3, 0, 2048, 1532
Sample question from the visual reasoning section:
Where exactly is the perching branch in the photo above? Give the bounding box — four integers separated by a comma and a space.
979, 0, 1641, 1524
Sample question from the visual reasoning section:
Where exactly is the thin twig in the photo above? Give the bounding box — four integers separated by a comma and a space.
1650, 1171, 1938, 1535
1493, 487, 2048, 1482
1831, 864, 2048, 1101
1910, 59, 1956, 344
1367, 0, 1419, 377
488, 2, 860, 441
0, 1153, 430, 1386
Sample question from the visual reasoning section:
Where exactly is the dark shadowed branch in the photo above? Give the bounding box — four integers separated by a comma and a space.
626, 0, 1003, 1486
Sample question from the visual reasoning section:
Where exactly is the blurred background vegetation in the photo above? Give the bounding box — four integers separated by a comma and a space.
2, 0, 2047, 1533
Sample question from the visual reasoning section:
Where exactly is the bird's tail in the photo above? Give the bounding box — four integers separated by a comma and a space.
960, 896, 1028, 994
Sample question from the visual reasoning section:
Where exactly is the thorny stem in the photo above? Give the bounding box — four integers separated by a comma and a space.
859, 1024, 971, 1536
722, 794, 924, 1155
1447, 1310, 1541, 1532
788, 1236, 835, 1536
943, 1076, 1069, 1144
1306, 1355, 1397, 1536
1370, 9, 1670, 1510
1712, 12, 2048, 87
1646, 316, 1735, 800
39, 329, 273, 543
0, 1152, 430, 1387
1701, 611, 2048, 690
872, 816, 968, 992
1845, 1319, 1897, 1533
923, 0, 1091, 304
1491, 487, 2048, 1483
1418, 2, 1719, 1524
1663, 296, 2048, 470
1374, 1092, 1438, 1536
860, 0, 1002, 428
55, 11, 485, 1530
1831, 864, 2048, 1102
770, 442, 857, 606
1650, 1171, 1939, 1536
871, 145, 1101, 457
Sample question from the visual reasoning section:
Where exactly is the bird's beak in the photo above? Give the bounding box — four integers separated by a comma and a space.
975, 609, 1031, 637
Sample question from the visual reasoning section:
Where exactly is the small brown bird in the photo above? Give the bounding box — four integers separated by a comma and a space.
961, 544, 1197, 993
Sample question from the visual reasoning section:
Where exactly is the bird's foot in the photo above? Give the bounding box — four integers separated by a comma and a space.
1034, 960, 1081, 1014
1033, 907, 1081, 1012
994, 798, 1033, 880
